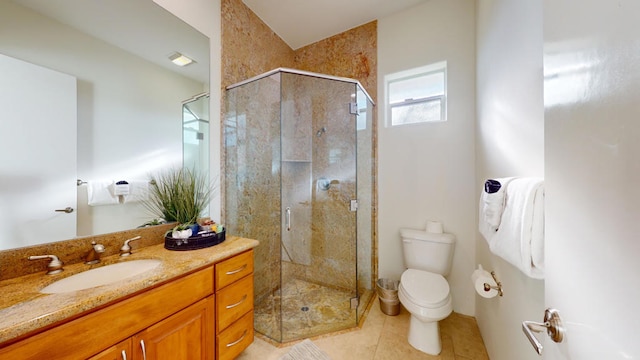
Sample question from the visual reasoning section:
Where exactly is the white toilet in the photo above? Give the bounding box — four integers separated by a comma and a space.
398, 225, 456, 355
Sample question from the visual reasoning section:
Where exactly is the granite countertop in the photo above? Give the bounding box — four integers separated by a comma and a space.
0, 236, 259, 344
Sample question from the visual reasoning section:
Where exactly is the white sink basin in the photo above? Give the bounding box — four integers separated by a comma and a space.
41, 259, 162, 294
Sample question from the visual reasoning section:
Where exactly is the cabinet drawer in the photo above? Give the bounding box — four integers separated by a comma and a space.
216, 274, 253, 332
216, 311, 253, 360
215, 250, 253, 290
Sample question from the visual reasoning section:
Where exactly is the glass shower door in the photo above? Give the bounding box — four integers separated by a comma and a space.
278, 73, 358, 340
225, 73, 284, 342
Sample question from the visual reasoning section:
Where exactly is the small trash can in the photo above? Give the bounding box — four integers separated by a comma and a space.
376, 278, 400, 316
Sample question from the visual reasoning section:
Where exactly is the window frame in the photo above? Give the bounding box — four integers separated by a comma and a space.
384, 61, 447, 127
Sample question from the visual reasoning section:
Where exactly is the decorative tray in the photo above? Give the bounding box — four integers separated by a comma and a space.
164, 230, 226, 251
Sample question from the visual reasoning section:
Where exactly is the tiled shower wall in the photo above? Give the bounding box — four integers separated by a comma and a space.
222, 0, 377, 299
293, 21, 377, 103
221, 0, 376, 103
221, 0, 294, 86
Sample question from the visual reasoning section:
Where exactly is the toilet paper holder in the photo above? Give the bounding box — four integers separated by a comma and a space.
483, 271, 503, 297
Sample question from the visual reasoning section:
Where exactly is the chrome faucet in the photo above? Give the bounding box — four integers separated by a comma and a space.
85, 241, 105, 265
120, 235, 141, 257
28, 254, 64, 275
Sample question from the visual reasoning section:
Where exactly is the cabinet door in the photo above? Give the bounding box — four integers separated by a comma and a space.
87, 339, 131, 360
133, 296, 214, 360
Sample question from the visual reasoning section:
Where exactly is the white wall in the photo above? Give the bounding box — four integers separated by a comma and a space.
0, 2, 204, 236
475, 1, 544, 359
153, 0, 222, 222
377, 0, 477, 316
544, 1, 640, 358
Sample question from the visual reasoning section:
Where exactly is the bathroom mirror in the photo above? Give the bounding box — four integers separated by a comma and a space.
0, 0, 210, 250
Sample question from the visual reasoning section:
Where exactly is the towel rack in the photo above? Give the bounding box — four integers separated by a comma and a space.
77, 179, 156, 186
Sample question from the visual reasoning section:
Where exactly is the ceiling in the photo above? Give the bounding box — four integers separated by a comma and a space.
11, 0, 430, 80
242, 0, 430, 49
11, 0, 209, 84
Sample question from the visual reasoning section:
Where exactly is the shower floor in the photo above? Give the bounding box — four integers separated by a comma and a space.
254, 278, 374, 342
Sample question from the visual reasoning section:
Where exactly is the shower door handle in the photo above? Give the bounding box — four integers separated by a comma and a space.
286, 207, 291, 231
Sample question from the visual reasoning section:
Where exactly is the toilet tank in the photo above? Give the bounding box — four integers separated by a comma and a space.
400, 228, 456, 276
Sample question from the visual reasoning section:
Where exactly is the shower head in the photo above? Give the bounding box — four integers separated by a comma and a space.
316, 127, 327, 137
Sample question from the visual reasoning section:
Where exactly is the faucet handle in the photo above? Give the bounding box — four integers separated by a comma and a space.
91, 241, 105, 253
120, 236, 142, 257
28, 255, 64, 275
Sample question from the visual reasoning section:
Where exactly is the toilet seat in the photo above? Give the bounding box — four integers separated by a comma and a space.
400, 269, 450, 308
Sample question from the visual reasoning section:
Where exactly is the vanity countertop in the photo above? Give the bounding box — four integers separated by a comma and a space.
0, 236, 259, 344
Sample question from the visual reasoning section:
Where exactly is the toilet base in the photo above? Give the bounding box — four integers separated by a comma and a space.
407, 315, 442, 355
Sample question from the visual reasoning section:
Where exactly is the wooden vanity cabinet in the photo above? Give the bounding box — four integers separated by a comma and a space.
0, 249, 256, 360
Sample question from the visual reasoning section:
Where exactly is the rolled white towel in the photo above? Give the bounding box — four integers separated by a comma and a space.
488, 177, 545, 279
87, 180, 118, 206
479, 177, 516, 244
121, 180, 150, 203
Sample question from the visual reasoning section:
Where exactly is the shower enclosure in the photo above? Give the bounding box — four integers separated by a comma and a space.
183, 93, 210, 172
224, 68, 375, 343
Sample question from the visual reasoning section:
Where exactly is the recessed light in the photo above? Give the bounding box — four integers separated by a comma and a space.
169, 52, 195, 67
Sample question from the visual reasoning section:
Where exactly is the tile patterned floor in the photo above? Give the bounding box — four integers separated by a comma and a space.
254, 278, 374, 342
238, 297, 489, 360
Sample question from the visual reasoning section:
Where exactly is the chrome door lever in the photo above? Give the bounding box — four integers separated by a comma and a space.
522, 308, 565, 355
55, 207, 74, 213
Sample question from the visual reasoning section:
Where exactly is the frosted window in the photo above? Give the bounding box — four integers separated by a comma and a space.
391, 98, 442, 125
385, 62, 447, 126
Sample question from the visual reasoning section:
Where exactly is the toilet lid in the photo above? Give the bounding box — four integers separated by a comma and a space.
401, 269, 450, 308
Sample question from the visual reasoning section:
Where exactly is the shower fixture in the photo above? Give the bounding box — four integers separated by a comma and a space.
316, 127, 327, 137
317, 177, 331, 191
317, 177, 339, 191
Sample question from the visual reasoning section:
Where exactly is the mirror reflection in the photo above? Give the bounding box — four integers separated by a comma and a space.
0, 0, 210, 250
